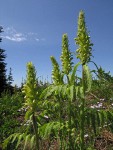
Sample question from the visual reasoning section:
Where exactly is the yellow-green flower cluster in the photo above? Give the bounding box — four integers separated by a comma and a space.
75, 11, 93, 65
60, 34, 73, 75
50, 56, 62, 85
22, 62, 38, 111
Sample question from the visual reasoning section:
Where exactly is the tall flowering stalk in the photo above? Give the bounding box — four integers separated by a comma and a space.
50, 56, 64, 149
60, 34, 74, 149
50, 34, 74, 149
75, 10, 93, 149
22, 62, 39, 150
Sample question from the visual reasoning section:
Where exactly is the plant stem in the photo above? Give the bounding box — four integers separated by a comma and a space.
80, 65, 85, 150
68, 98, 72, 149
32, 113, 39, 150
66, 75, 72, 149
59, 96, 63, 150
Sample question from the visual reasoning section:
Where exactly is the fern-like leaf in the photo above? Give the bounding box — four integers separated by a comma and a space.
84, 64, 92, 92
23, 134, 31, 150
30, 135, 35, 149
70, 62, 81, 84
16, 133, 24, 149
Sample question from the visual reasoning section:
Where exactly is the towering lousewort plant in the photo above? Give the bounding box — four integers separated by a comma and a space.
22, 62, 39, 150
75, 10, 93, 150
50, 56, 64, 149
60, 34, 74, 149
50, 35, 74, 149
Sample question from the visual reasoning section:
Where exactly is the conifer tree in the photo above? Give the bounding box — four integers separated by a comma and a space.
7, 67, 14, 93
7, 68, 13, 86
0, 26, 7, 95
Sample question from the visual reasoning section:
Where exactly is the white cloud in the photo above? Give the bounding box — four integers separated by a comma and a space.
35, 38, 39, 42
2, 34, 26, 42
2, 26, 46, 43
2, 27, 26, 42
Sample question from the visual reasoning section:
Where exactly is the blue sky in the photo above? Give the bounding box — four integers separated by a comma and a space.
0, 0, 113, 86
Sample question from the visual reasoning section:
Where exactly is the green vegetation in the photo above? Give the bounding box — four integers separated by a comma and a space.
0, 11, 113, 150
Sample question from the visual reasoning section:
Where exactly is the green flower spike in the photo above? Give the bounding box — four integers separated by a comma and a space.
50, 56, 62, 85
75, 10, 93, 65
60, 34, 73, 75
22, 62, 38, 111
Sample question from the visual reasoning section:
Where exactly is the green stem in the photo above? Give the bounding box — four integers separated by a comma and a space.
80, 65, 85, 150
67, 75, 72, 149
59, 96, 63, 150
32, 113, 39, 150
68, 98, 72, 149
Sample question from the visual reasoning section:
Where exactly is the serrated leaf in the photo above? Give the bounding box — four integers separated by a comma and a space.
23, 134, 31, 150
11, 133, 20, 143
84, 64, 92, 92
16, 133, 24, 149
79, 86, 84, 98
70, 62, 81, 84
69, 85, 74, 101
75, 86, 79, 97
30, 135, 35, 149
25, 109, 33, 120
